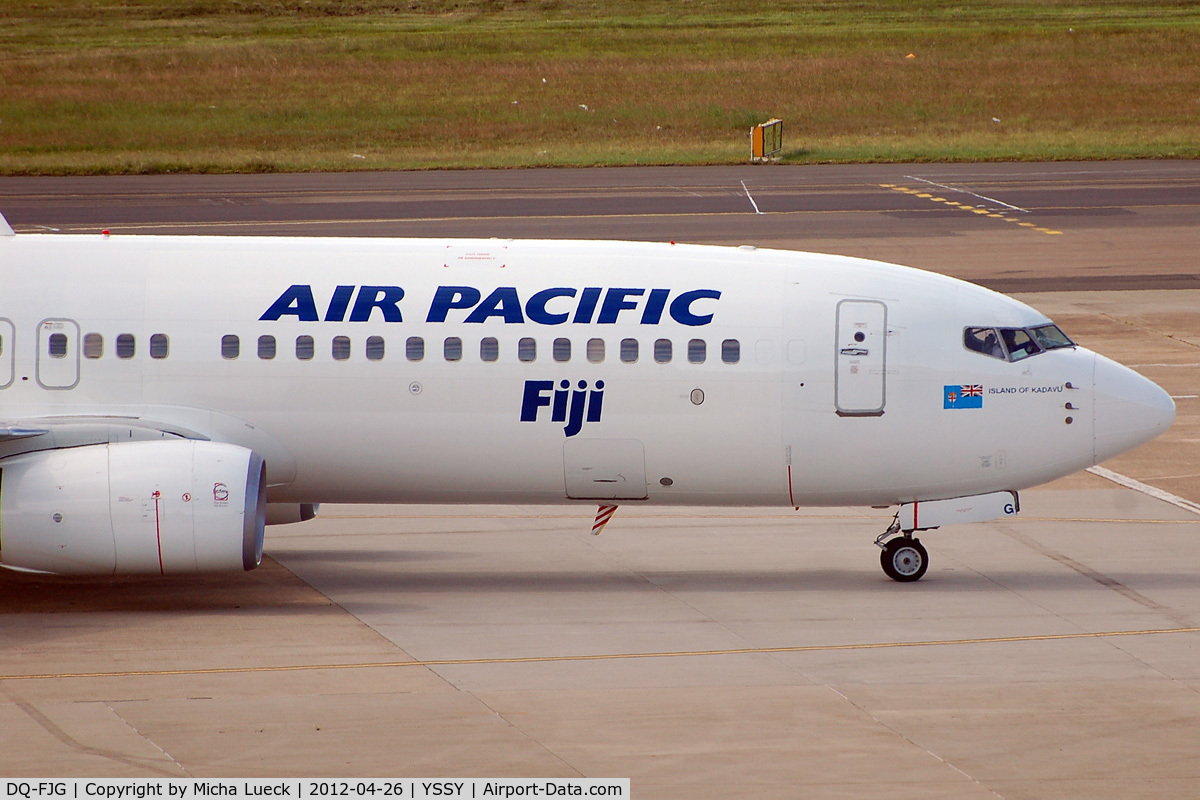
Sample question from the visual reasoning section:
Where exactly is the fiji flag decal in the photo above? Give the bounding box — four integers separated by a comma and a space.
945, 384, 984, 409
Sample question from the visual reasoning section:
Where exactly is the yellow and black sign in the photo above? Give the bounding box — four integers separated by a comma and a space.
751, 118, 783, 161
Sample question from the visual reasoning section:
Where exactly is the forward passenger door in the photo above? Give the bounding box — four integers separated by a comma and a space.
834, 300, 887, 416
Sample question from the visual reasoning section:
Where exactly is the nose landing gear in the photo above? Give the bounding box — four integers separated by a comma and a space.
875, 518, 929, 582
873, 492, 1019, 582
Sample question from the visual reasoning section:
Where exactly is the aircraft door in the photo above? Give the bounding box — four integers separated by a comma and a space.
835, 300, 886, 416
0, 319, 13, 389
36, 318, 80, 390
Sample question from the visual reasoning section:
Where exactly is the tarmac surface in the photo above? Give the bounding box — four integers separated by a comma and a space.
2, 162, 1200, 797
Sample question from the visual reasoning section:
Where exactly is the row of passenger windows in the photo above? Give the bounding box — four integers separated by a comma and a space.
225, 334, 742, 365
48, 332, 163, 360
61, 333, 743, 365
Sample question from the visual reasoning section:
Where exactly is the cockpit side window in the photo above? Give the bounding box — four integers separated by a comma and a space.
1001, 328, 1041, 361
964, 327, 1006, 360
1030, 324, 1075, 351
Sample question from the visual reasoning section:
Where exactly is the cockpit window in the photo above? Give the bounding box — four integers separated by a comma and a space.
964, 327, 1006, 360
1029, 324, 1075, 351
1001, 328, 1040, 361
964, 323, 1075, 363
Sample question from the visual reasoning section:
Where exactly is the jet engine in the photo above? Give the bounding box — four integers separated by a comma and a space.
0, 440, 265, 575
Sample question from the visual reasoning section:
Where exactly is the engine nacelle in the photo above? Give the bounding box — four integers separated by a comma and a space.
266, 503, 319, 526
0, 441, 265, 575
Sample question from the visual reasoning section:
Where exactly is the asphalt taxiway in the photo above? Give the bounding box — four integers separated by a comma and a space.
1, 162, 1199, 797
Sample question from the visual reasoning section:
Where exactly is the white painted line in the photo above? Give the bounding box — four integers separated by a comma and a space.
1086, 466, 1200, 516
740, 180, 762, 215
1170, 395, 1199, 399
905, 175, 1029, 213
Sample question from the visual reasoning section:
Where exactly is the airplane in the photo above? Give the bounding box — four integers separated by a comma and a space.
0, 210, 1175, 582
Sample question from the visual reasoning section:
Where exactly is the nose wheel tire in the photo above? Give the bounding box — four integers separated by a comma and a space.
881, 537, 928, 582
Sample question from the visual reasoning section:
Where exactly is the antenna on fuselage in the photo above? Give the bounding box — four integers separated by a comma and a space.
0, 210, 13, 236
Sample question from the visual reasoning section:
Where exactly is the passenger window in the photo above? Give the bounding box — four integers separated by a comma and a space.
620, 338, 638, 363
83, 333, 103, 359
518, 337, 536, 362
149, 333, 169, 359
48, 333, 68, 358
296, 335, 314, 361
406, 336, 424, 361
332, 336, 351, 361
587, 338, 605, 364
553, 338, 571, 362
1001, 328, 1040, 361
964, 327, 1005, 360
366, 335, 385, 361
722, 339, 740, 364
444, 337, 462, 361
221, 334, 240, 359
116, 334, 136, 359
258, 335, 276, 360
654, 339, 672, 363
688, 339, 706, 364
480, 337, 499, 362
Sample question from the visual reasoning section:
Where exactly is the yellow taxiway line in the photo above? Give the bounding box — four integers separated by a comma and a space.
5, 626, 1198, 682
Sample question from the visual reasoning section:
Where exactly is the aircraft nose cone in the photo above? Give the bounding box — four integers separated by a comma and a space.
1093, 353, 1175, 464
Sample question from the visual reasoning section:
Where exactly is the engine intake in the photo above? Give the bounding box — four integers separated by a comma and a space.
0, 441, 265, 575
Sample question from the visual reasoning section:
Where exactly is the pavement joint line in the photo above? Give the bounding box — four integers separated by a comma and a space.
18, 200, 1195, 235
12, 207, 905, 233
5, 627, 1199, 683
879, 183, 1061, 235
904, 175, 1030, 213
739, 180, 762, 215
1086, 465, 1200, 515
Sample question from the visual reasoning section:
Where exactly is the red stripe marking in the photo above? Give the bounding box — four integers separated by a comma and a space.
592, 505, 618, 535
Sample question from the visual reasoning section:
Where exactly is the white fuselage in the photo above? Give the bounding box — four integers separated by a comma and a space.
0, 234, 1175, 510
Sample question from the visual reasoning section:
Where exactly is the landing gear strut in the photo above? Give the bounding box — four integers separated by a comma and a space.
875, 518, 929, 582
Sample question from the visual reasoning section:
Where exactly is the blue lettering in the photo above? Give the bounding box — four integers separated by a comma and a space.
587, 379, 605, 422
573, 287, 602, 324
563, 380, 589, 437
324, 285, 355, 322
521, 380, 554, 422
260, 285, 319, 322
427, 286, 482, 323
465, 287, 525, 324
522, 379, 605, 436
526, 288, 576, 325
265, 285, 721, 326
640, 288, 670, 325
598, 288, 645, 324
670, 289, 721, 326
349, 286, 405, 322
552, 379, 570, 422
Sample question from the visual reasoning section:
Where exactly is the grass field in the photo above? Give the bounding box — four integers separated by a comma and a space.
1, 0, 1198, 174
